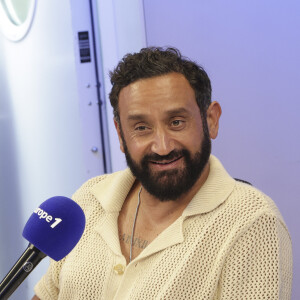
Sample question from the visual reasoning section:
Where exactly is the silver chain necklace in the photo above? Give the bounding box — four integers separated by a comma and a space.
129, 186, 142, 263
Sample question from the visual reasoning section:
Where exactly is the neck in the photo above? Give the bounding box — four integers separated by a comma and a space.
139, 162, 210, 225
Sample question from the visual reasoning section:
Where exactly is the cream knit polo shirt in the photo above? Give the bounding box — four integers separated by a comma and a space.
34, 155, 292, 299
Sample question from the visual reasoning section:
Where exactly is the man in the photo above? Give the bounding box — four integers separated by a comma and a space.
33, 47, 292, 299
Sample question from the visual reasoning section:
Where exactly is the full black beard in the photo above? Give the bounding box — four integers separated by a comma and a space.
121, 127, 211, 202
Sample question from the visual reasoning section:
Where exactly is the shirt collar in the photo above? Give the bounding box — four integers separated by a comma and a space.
182, 155, 235, 217
90, 168, 135, 213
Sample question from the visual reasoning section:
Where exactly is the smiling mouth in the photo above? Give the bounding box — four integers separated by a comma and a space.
149, 156, 183, 165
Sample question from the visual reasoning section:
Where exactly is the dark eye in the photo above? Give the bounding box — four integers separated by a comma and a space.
171, 120, 184, 127
135, 125, 147, 131
170, 119, 186, 130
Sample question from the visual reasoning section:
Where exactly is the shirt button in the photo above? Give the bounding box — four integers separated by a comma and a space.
113, 264, 125, 275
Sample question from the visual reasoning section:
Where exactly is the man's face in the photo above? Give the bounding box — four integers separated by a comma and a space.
115, 72, 211, 201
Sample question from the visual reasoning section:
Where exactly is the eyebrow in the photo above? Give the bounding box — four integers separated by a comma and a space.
164, 108, 190, 116
127, 113, 149, 122
127, 107, 190, 121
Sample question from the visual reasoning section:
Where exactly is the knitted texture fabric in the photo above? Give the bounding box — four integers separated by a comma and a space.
34, 156, 292, 300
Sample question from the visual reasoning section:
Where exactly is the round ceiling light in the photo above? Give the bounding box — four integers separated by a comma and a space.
0, 0, 36, 42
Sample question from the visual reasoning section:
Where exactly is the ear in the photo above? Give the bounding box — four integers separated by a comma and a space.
206, 101, 222, 139
114, 118, 125, 153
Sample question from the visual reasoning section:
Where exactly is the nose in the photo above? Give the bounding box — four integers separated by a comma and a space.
150, 127, 174, 156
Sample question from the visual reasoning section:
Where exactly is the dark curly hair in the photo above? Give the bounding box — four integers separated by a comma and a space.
109, 47, 212, 124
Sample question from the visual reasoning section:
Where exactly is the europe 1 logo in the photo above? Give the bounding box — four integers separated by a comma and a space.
34, 208, 62, 229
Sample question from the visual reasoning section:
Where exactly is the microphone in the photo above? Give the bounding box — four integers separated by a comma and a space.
0, 196, 85, 299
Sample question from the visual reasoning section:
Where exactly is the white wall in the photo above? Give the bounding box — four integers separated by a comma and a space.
0, 34, 28, 300
95, 0, 147, 171
0, 1, 95, 298
143, 0, 300, 298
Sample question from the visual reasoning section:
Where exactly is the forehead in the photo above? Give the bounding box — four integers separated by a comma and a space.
118, 72, 198, 118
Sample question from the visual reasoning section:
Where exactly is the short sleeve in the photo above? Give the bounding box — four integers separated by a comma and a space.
217, 214, 292, 299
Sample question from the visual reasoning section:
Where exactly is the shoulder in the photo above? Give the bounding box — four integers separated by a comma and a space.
227, 180, 288, 232
233, 180, 280, 214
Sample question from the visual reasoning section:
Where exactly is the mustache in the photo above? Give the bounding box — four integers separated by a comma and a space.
142, 149, 188, 163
